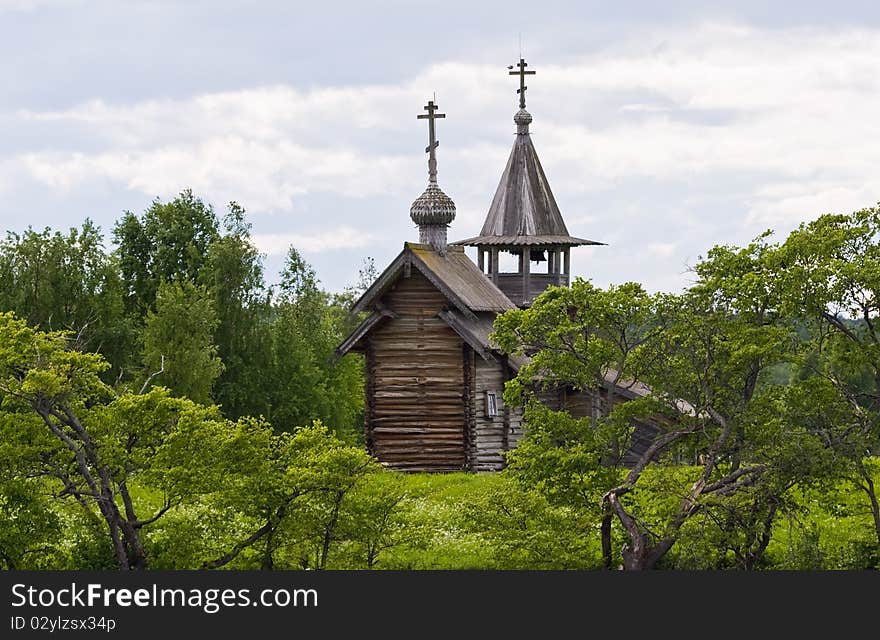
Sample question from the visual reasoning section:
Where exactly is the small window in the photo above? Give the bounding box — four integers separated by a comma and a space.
485, 391, 499, 417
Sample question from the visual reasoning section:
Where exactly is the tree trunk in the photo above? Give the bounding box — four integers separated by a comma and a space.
319, 493, 343, 570
621, 537, 674, 571
37, 404, 150, 570
262, 521, 276, 570
742, 500, 778, 570
859, 468, 880, 549
600, 513, 613, 570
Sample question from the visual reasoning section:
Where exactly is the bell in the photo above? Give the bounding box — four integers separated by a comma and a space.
529, 249, 546, 262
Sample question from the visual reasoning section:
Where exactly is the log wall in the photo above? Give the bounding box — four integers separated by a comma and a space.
563, 387, 660, 467
367, 271, 467, 472
470, 356, 508, 471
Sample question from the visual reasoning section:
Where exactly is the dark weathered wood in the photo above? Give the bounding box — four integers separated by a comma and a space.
494, 272, 566, 307
364, 341, 376, 455
463, 344, 475, 470
352, 244, 514, 317
335, 308, 396, 357
367, 270, 467, 472
469, 355, 509, 471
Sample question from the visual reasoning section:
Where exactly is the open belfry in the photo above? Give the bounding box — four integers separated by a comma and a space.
336, 59, 633, 472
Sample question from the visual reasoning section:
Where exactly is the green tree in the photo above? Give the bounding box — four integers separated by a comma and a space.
494, 262, 804, 569
267, 248, 364, 438
285, 440, 377, 570
198, 204, 273, 419
0, 312, 233, 569
142, 280, 223, 404
113, 189, 220, 316
0, 221, 131, 375
200, 421, 376, 570
336, 472, 412, 569
777, 205, 880, 547
494, 280, 664, 568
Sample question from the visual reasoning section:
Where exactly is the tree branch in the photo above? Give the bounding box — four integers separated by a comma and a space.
202, 521, 272, 570
703, 465, 766, 495
139, 355, 165, 394
133, 499, 174, 529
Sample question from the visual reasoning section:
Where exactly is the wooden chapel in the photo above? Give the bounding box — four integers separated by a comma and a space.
336, 59, 656, 472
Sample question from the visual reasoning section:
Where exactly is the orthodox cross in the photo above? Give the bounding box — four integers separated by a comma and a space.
417, 99, 445, 184
508, 57, 535, 109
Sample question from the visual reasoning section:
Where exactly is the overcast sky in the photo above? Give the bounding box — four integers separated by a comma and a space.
2, 0, 880, 294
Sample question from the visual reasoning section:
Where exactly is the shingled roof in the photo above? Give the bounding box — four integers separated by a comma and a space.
452, 111, 602, 248
349, 243, 515, 317
336, 243, 515, 358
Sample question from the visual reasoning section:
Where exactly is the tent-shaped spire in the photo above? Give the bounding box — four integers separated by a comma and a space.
454, 58, 601, 248
453, 58, 602, 307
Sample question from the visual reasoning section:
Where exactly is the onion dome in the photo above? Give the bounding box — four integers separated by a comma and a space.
410, 183, 456, 225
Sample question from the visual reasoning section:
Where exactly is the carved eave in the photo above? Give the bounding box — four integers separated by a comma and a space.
333, 307, 397, 358
437, 310, 498, 363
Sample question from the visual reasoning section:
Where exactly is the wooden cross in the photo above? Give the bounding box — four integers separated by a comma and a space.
417, 99, 445, 184
508, 58, 535, 109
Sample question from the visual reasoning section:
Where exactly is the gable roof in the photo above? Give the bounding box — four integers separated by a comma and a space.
350, 243, 516, 317
437, 310, 499, 362
334, 307, 397, 357
452, 130, 602, 248
438, 309, 530, 370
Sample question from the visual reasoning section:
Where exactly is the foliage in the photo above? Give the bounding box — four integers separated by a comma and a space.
492, 234, 831, 569
334, 472, 414, 568
457, 474, 602, 569
4, 188, 880, 571
268, 248, 364, 438
0, 311, 235, 569
113, 189, 220, 316
142, 280, 223, 403
197, 204, 274, 419
776, 205, 880, 547
0, 479, 63, 569
0, 221, 131, 375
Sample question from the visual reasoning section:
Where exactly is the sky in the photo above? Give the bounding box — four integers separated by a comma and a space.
2, 0, 880, 295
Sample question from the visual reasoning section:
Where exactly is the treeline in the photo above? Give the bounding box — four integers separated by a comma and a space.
0, 189, 384, 570
0, 193, 878, 570
493, 204, 880, 569
0, 189, 370, 435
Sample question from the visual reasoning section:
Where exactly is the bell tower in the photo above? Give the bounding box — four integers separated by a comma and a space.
453, 58, 603, 306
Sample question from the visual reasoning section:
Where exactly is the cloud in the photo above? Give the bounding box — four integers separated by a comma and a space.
0, 0, 78, 11
14, 24, 880, 228
252, 227, 375, 255
646, 242, 677, 258
558, 25, 879, 213
4, 21, 880, 293
20, 139, 412, 212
